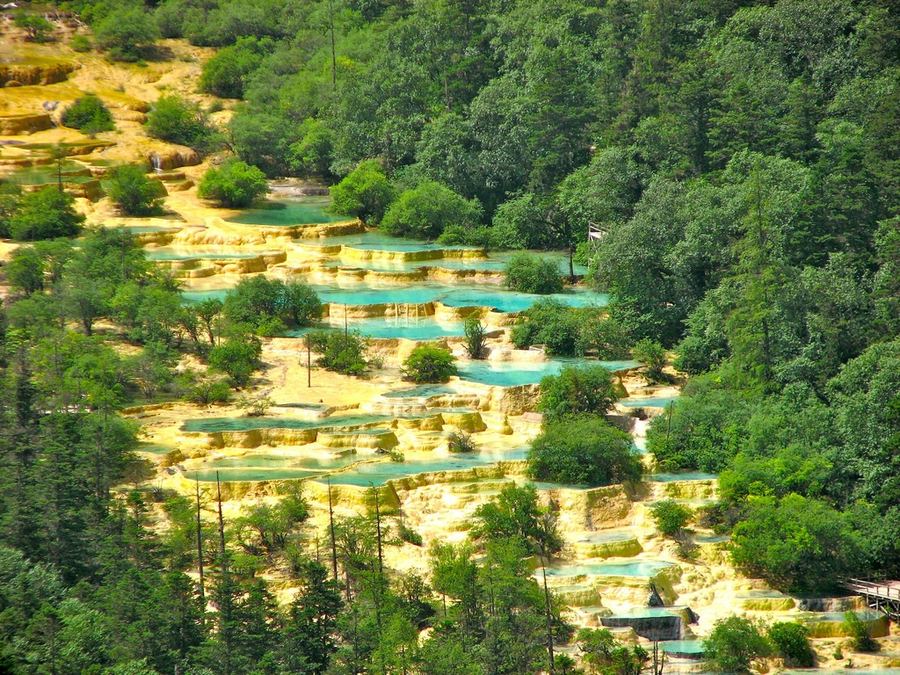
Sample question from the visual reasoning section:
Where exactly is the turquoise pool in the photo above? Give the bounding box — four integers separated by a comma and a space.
301, 231, 477, 252
458, 359, 638, 386
648, 472, 718, 482
183, 284, 608, 313
380, 384, 456, 398
575, 530, 637, 543
227, 198, 347, 226
202, 454, 361, 471
181, 413, 394, 433
543, 561, 674, 578
290, 317, 465, 340
659, 640, 705, 656
325, 448, 528, 486
190, 468, 324, 482
620, 396, 678, 408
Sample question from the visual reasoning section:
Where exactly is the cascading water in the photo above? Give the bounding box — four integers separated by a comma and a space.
149, 153, 163, 174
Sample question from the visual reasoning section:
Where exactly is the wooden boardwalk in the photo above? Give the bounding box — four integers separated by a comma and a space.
842, 579, 900, 620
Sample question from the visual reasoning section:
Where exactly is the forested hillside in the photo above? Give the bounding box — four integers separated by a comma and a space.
170, 0, 899, 586
0, 0, 897, 673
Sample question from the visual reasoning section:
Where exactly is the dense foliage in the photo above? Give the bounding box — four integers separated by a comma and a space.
61, 95, 115, 134
198, 159, 268, 207
401, 344, 457, 384
106, 164, 166, 215
504, 253, 564, 294
146, 96, 219, 153
308, 329, 369, 376
3, 187, 84, 240
527, 416, 640, 487
222, 276, 322, 334
537, 364, 621, 422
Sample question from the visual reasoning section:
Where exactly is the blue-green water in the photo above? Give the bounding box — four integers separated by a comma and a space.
181, 413, 393, 433
183, 283, 608, 312
648, 472, 718, 482
290, 317, 466, 340
659, 640, 705, 655
458, 359, 638, 386
620, 396, 678, 408
190, 468, 325, 482
227, 198, 347, 226
301, 231, 475, 252
803, 610, 882, 622
543, 561, 674, 578
202, 454, 361, 471
380, 384, 456, 398
182, 408, 476, 433
325, 448, 528, 486
575, 531, 637, 543
736, 590, 789, 598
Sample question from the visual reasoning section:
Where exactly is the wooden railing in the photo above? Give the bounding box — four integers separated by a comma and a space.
843, 578, 900, 602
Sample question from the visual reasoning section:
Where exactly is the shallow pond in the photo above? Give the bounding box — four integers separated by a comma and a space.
290, 317, 465, 340
226, 197, 347, 226
647, 472, 718, 483
458, 359, 638, 386
619, 396, 678, 408
183, 283, 607, 313
325, 448, 528, 486
543, 561, 674, 578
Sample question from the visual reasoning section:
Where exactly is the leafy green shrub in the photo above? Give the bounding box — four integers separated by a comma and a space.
576, 628, 649, 675
527, 416, 639, 486
199, 36, 269, 99
843, 611, 879, 652
447, 431, 477, 454
511, 299, 581, 356
463, 316, 487, 359
8, 187, 84, 241
731, 494, 862, 592
381, 180, 482, 239
6, 246, 45, 294
646, 367, 756, 473
633, 338, 667, 382
504, 253, 563, 294
703, 617, 771, 674
61, 95, 114, 134
198, 159, 268, 207
162, 449, 186, 468
106, 165, 165, 216
208, 335, 262, 387
310, 330, 369, 376
538, 364, 621, 422
436, 224, 494, 248
94, 5, 159, 61
223, 277, 321, 332
579, 316, 633, 359
471, 483, 562, 554
329, 159, 395, 224
768, 622, 815, 667
398, 521, 423, 546
288, 118, 334, 177
146, 96, 218, 153
15, 14, 54, 42
491, 192, 553, 249
402, 344, 457, 383
70, 34, 92, 52
649, 500, 693, 536
187, 377, 231, 405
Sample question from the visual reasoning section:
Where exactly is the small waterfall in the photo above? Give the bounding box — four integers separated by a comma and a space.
149, 153, 163, 174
